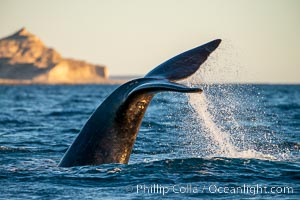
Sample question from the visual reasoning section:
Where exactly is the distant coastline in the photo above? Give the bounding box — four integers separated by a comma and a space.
110, 75, 139, 81
0, 28, 116, 85
0, 78, 126, 85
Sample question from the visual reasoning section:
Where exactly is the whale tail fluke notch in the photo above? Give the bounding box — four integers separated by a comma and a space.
145, 39, 221, 81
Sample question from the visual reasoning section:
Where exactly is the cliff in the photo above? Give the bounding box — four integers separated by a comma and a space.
0, 28, 110, 84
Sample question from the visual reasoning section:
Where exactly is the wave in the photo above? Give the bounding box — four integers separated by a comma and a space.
269, 103, 300, 111
0, 119, 35, 126
0, 145, 65, 153
0, 146, 33, 152
45, 110, 88, 117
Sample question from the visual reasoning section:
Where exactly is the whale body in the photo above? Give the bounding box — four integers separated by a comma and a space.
59, 39, 221, 167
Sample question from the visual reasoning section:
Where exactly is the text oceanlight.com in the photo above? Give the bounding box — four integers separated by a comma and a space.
125, 184, 294, 195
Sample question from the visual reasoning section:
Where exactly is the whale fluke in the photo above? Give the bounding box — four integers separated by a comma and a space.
59, 39, 221, 167
145, 39, 221, 81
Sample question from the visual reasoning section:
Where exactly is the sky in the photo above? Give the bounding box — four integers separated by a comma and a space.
0, 0, 299, 83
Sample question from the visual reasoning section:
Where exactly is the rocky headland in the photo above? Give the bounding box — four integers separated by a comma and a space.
0, 28, 116, 84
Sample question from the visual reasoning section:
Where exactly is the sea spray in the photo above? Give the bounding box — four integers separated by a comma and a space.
188, 93, 238, 157
179, 41, 282, 160
187, 89, 277, 160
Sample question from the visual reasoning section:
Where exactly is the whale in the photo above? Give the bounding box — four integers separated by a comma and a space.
59, 39, 221, 167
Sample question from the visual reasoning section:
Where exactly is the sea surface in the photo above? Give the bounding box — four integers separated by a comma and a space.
0, 84, 299, 199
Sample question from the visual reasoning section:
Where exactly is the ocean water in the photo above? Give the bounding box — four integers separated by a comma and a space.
0, 84, 299, 199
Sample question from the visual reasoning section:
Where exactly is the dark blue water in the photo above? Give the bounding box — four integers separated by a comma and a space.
0, 84, 299, 199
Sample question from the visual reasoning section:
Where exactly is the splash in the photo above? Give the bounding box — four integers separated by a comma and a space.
180, 40, 282, 160
187, 92, 276, 160
188, 93, 237, 156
